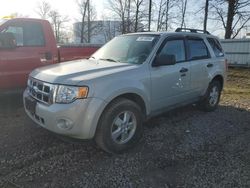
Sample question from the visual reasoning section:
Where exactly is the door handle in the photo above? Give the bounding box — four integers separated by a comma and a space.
45, 52, 52, 60
179, 67, 188, 73
40, 52, 52, 63
207, 63, 213, 68
40, 58, 47, 63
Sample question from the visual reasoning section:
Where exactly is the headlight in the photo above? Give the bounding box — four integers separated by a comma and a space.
55, 85, 88, 104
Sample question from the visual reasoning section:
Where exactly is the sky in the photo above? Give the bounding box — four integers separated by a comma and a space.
0, 0, 246, 38
0, 0, 224, 37
0, 0, 104, 22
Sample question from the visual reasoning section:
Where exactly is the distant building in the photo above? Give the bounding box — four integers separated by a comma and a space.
73, 20, 122, 44
246, 33, 250, 38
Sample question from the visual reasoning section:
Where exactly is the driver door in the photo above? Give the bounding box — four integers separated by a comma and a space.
0, 21, 53, 91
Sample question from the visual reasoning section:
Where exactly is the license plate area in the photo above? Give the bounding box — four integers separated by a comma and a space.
25, 96, 37, 114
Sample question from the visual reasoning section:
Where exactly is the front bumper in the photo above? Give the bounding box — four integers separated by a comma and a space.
23, 89, 107, 139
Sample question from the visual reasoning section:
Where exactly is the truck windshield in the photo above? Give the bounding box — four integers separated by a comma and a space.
91, 34, 160, 64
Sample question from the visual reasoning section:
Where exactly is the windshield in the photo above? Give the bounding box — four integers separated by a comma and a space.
91, 34, 160, 64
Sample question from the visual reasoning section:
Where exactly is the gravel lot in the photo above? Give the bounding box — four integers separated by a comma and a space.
0, 68, 250, 188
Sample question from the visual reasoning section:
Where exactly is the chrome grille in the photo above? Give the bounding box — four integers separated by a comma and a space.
27, 77, 56, 105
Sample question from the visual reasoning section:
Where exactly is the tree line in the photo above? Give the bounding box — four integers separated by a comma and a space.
36, 0, 250, 43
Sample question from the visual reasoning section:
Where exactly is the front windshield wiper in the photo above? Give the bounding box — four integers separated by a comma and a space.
99, 58, 119, 62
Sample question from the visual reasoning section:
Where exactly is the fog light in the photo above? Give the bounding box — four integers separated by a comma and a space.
57, 119, 73, 130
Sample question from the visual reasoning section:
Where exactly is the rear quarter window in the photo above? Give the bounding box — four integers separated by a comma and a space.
207, 38, 224, 57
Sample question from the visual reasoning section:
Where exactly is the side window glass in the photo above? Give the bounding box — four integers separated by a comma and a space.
207, 38, 224, 57
2, 22, 45, 47
4, 26, 24, 46
159, 39, 185, 62
23, 23, 45, 46
188, 39, 210, 60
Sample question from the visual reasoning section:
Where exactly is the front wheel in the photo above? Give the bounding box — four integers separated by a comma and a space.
199, 80, 222, 112
95, 98, 143, 153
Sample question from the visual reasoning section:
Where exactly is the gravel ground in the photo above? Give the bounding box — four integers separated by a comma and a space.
0, 68, 250, 188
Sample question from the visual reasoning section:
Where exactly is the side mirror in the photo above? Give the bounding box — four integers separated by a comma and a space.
0, 32, 16, 49
153, 54, 176, 67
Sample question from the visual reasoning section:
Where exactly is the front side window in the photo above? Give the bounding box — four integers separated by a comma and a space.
159, 39, 186, 63
207, 38, 224, 57
92, 34, 160, 64
188, 38, 210, 60
1, 22, 45, 47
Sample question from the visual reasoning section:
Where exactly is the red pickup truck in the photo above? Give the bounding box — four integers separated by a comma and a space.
0, 18, 101, 93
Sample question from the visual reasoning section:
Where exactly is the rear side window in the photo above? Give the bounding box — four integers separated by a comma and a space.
159, 39, 186, 63
2, 22, 45, 47
24, 23, 45, 46
188, 38, 210, 60
207, 38, 224, 57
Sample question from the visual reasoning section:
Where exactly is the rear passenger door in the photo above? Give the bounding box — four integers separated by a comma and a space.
186, 37, 212, 96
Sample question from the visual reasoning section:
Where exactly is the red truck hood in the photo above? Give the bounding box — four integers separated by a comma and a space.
30, 59, 138, 85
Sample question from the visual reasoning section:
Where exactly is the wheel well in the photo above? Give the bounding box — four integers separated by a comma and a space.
212, 75, 224, 88
110, 93, 147, 116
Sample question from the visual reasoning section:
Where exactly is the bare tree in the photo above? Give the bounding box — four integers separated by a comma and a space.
36, 1, 51, 20
76, 0, 97, 43
102, 20, 120, 42
107, 0, 148, 33
77, 0, 89, 43
127, 0, 132, 32
157, 0, 176, 31
49, 10, 69, 42
179, 0, 188, 28
103, 21, 113, 42
87, 0, 91, 42
134, 0, 145, 32
108, 0, 129, 34
87, 3, 98, 42
157, 0, 164, 31
212, 0, 250, 38
203, 0, 209, 31
225, 0, 250, 38
148, 0, 152, 31
211, 2, 227, 30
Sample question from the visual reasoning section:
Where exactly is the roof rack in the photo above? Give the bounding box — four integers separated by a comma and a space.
175, 28, 210, 35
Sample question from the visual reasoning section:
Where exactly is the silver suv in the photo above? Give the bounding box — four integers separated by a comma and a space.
23, 28, 227, 153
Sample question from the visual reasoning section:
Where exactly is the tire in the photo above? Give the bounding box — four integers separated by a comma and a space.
95, 98, 143, 154
199, 80, 222, 112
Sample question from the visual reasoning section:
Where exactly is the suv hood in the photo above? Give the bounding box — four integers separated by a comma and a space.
30, 59, 138, 85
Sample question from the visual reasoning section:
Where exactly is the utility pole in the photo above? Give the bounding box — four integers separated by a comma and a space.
148, 0, 152, 31
127, 0, 131, 33
203, 0, 209, 31
87, 0, 91, 43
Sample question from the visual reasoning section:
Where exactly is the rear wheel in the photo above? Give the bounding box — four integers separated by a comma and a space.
199, 80, 222, 112
95, 98, 143, 153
